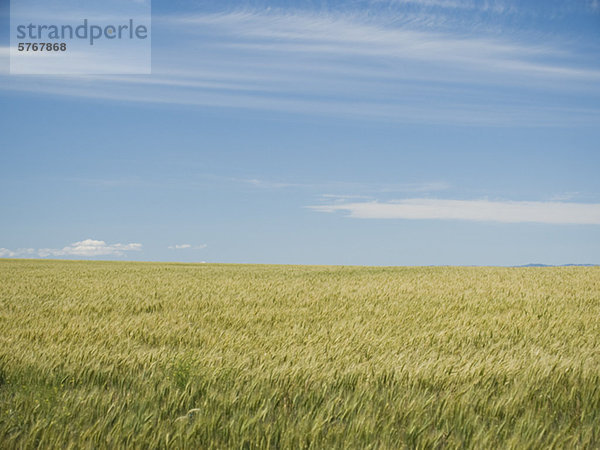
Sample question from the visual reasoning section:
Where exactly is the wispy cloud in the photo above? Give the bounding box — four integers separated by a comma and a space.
1, 6, 599, 125
371, 0, 599, 15
168, 11, 599, 81
168, 244, 207, 250
0, 239, 142, 258
208, 176, 450, 193
61, 173, 450, 195
320, 194, 374, 201
373, 0, 508, 10
65, 176, 145, 188
310, 199, 600, 224
239, 178, 304, 189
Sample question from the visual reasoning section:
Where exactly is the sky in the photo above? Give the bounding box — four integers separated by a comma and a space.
1, 0, 599, 265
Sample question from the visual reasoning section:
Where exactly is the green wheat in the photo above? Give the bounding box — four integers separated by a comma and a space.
0, 260, 599, 448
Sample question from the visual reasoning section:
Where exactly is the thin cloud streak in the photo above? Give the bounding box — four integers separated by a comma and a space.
233, 177, 451, 193
5, 78, 599, 126
1, 8, 599, 125
168, 244, 207, 250
310, 199, 600, 224
172, 11, 599, 80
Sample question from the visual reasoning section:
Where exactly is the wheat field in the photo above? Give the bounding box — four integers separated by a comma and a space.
0, 260, 599, 448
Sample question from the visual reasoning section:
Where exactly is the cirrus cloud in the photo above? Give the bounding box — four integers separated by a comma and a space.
309, 198, 600, 224
168, 244, 207, 250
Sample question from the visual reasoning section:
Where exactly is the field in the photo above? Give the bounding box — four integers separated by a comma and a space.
0, 260, 599, 448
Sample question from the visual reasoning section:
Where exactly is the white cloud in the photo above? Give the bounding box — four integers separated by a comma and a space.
36, 239, 142, 258
309, 199, 600, 224
0, 248, 35, 258
168, 244, 207, 250
37, 239, 142, 257
0, 239, 143, 259
0, 248, 16, 258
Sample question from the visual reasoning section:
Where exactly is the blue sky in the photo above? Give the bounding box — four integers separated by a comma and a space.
1, 0, 599, 265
